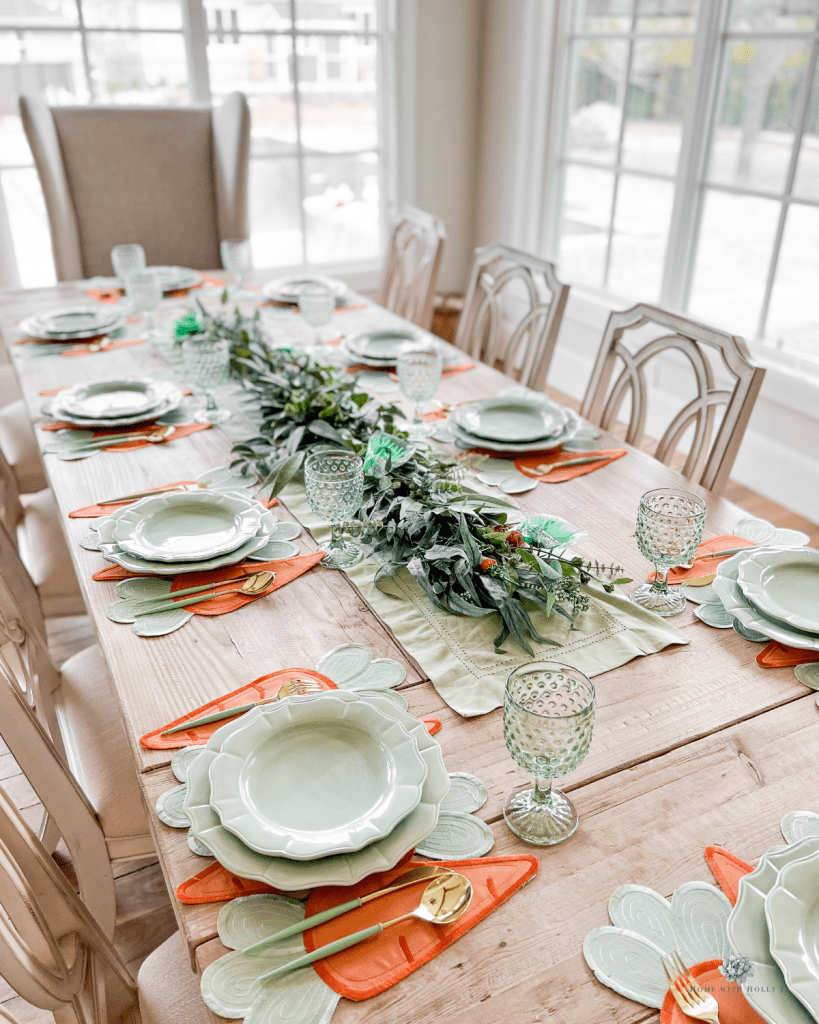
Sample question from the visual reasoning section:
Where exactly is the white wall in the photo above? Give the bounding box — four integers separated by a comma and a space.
395, 0, 482, 293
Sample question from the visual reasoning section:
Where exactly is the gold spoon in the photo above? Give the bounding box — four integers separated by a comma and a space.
136, 570, 274, 618
46, 425, 175, 455
243, 867, 456, 953
533, 455, 611, 475
259, 873, 473, 982
160, 676, 323, 736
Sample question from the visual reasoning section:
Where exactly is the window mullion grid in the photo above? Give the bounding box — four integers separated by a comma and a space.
74, 0, 96, 100
289, 0, 308, 265
601, 8, 638, 289
755, 33, 819, 339
659, 0, 730, 311
183, 0, 211, 102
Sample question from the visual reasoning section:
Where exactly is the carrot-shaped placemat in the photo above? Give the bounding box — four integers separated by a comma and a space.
140, 664, 337, 749
757, 641, 819, 668
705, 845, 753, 906
514, 448, 627, 483
17, 335, 147, 357
303, 855, 538, 1000
651, 535, 758, 584
345, 362, 475, 378
43, 421, 210, 452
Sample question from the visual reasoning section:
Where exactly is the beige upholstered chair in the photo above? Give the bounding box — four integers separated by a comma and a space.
0, 442, 83, 617
0, 365, 47, 494
0, 515, 155, 866
20, 92, 250, 280
581, 303, 766, 495
453, 242, 570, 391
377, 204, 446, 330
0, 769, 207, 1024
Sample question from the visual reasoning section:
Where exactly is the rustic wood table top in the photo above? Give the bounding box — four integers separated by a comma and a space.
1, 276, 814, 1024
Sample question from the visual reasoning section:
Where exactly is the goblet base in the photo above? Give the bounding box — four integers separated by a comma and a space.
320, 541, 363, 570
194, 407, 231, 425
630, 581, 686, 616
405, 420, 436, 440
503, 782, 578, 845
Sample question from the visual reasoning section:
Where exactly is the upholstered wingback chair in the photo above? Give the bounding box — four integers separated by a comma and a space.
20, 91, 250, 280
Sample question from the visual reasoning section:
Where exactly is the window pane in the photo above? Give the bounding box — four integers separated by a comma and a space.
209, 34, 297, 156
793, 58, 819, 199
576, 0, 634, 34
297, 34, 377, 153
83, 0, 182, 31
0, 0, 77, 27
635, 0, 698, 33
86, 32, 188, 102
729, 0, 816, 32
294, 0, 377, 33
621, 37, 693, 175
304, 152, 380, 263
568, 40, 628, 166
249, 157, 304, 268
706, 36, 812, 194
608, 174, 674, 299
2, 167, 55, 287
204, 0, 291, 33
766, 202, 819, 351
558, 164, 615, 287
688, 190, 780, 335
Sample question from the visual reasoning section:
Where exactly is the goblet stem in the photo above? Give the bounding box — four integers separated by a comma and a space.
144, 312, 154, 337
205, 391, 217, 413
532, 778, 554, 805
413, 404, 424, 427
328, 523, 345, 551
651, 567, 669, 593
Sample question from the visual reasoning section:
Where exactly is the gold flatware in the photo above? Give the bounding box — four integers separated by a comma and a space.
533, 455, 611, 475
135, 571, 274, 618
243, 866, 455, 953
46, 425, 175, 453
662, 951, 721, 1023
124, 570, 272, 611
681, 572, 717, 587
259, 873, 473, 982
159, 676, 323, 736
690, 547, 747, 562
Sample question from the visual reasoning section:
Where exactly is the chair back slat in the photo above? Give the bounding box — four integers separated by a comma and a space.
581, 303, 766, 494
378, 205, 446, 330
453, 242, 570, 391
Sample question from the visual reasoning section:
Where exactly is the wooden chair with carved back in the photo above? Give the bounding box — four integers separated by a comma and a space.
0, 771, 208, 1024
0, 515, 155, 868
453, 242, 570, 391
377, 205, 446, 330
580, 303, 766, 495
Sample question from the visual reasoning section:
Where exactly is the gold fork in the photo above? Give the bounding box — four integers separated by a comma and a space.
160, 678, 323, 735
662, 952, 721, 1023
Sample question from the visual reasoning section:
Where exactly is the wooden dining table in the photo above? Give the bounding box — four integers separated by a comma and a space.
1, 276, 816, 1024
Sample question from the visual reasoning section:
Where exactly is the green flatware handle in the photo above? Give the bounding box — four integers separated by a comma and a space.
244, 898, 364, 954
258, 923, 384, 983
160, 700, 260, 735
135, 589, 242, 616
133, 577, 252, 608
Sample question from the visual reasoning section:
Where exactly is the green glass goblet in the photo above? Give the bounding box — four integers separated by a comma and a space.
503, 661, 595, 845
631, 487, 707, 617
182, 336, 232, 425
304, 451, 365, 569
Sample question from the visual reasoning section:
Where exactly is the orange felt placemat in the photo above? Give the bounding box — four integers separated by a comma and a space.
260, 300, 367, 313
514, 448, 627, 483
660, 959, 765, 1024
757, 641, 819, 668
42, 421, 210, 451
705, 845, 753, 906
653, 535, 758, 584
345, 362, 475, 378
61, 338, 147, 357
303, 855, 538, 1000
140, 664, 338, 749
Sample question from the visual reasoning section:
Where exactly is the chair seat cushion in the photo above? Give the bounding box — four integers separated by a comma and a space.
0, 399, 48, 493
58, 644, 154, 862
138, 930, 211, 1024
18, 488, 85, 616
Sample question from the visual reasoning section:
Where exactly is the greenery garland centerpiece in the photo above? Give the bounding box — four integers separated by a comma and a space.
194, 306, 630, 654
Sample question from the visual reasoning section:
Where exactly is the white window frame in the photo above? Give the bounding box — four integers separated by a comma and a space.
539, 0, 819, 364
0, 0, 395, 287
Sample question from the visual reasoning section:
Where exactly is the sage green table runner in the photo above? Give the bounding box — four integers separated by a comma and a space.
281, 483, 689, 717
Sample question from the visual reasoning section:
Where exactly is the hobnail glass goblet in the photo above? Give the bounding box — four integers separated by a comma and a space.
503, 661, 595, 845
631, 488, 707, 616
396, 338, 443, 440
297, 284, 335, 344
304, 451, 364, 569
220, 238, 251, 295
182, 336, 232, 425
111, 243, 145, 284
127, 269, 162, 338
